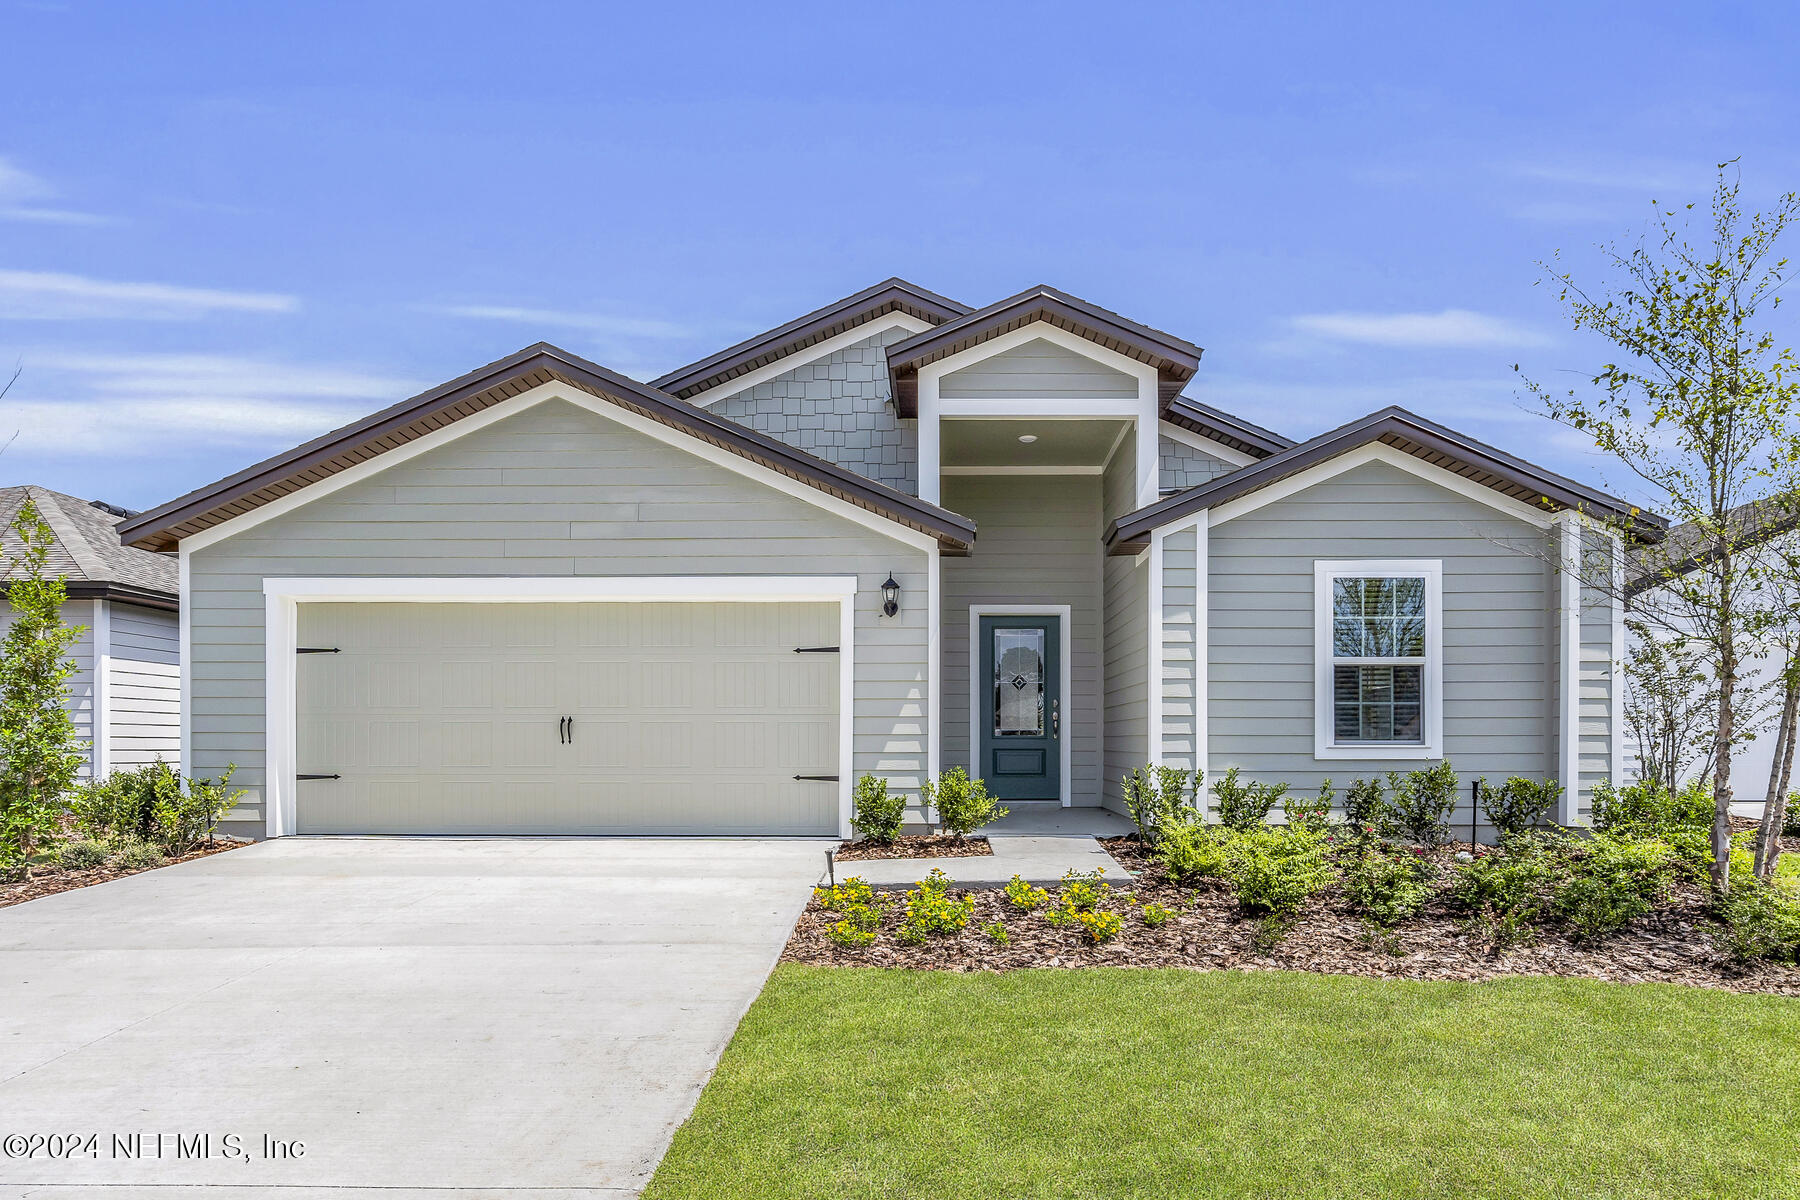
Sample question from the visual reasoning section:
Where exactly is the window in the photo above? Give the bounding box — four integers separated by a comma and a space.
1314, 560, 1442, 759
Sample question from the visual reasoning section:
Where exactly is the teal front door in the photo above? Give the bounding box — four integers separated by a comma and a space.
978, 615, 1061, 801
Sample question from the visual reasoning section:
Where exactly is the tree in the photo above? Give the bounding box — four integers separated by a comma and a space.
1520, 165, 1800, 895
1623, 620, 1720, 794
0, 498, 87, 863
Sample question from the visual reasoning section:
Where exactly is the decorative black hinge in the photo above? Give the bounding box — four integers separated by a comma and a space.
297, 647, 341, 655
793, 774, 840, 782
297, 773, 341, 781
793, 646, 840, 654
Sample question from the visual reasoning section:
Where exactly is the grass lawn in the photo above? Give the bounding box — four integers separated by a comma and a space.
645, 965, 1800, 1200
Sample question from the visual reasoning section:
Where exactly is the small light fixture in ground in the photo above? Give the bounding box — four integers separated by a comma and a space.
1018, 434, 1038, 444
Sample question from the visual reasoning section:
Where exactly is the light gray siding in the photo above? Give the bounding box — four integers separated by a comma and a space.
1208, 460, 1557, 839
710, 327, 918, 493
0, 598, 97, 779
940, 337, 1137, 400
187, 398, 930, 838
1101, 442, 1147, 812
1160, 526, 1199, 772
940, 475, 1103, 805
106, 602, 181, 771
1159, 435, 1238, 493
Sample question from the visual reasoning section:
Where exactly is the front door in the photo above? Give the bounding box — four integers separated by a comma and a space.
978, 614, 1061, 800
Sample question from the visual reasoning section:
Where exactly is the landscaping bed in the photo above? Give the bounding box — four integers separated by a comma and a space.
1, 838, 247, 909
834, 834, 992, 861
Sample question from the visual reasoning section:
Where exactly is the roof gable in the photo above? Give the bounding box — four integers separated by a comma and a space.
1107, 406, 1665, 550
939, 336, 1139, 399
1, 485, 178, 605
650, 278, 969, 400
119, 344, 976, 554
887, 285, 1202, 417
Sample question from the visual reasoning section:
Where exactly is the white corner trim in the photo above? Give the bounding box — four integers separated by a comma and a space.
689, 315, 934, 407
259, 574, 862, 839
92, 599, 111, 778
177, 544, 191, 776
1148, 530, 1165, 767
1609, 528, 1625, 789
1558, 513, 1581, 822
1208, 442, 1557, 531
179, 380, 939, 556
1194, 518, 1209, 782
927, 548, 941, 789
1312, 559, 1444, 761
967, 605, 1073, 807
1158, 419, 1258, 469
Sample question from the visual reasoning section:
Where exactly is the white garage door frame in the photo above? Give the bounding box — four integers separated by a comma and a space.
261, 575, 859, 839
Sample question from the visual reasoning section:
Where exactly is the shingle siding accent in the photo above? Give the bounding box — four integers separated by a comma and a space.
711, 328, 919, 494
1158, 436, 1237, 493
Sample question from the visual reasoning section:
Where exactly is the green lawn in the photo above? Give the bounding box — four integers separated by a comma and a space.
646, 966, 1799, 1200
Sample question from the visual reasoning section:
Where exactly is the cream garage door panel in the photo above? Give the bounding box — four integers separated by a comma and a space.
295, 601, 839, 834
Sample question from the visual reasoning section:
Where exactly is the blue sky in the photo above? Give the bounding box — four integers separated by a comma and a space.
2, 0, 1795, 512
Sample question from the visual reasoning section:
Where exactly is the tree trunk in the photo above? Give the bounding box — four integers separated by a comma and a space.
1713, 580, 1737, 896
1756, 667, 1798, 880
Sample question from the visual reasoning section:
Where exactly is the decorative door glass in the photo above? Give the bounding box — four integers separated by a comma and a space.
992, 627, 1046, 736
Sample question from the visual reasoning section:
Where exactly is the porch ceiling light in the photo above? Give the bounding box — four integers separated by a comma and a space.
881, 573, 901, 618
1018, 434, 1039, 444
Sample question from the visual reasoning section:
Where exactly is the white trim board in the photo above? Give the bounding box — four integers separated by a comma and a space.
967, 604, 1074, 807
689, 315, 934, 406
1158, 420, 1258, 469
1312, 559, 1445, 761
260, 575, 861, 841
179, 381, 940, 556
939, 465, 1106, 476
1557, 513, 1581, 823
1206, 442, 1557, 532
92, 598, 111, 778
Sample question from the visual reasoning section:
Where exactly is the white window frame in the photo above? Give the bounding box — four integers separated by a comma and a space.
1313, 559, 1443, 760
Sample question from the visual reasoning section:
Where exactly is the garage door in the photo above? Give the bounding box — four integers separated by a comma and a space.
294, 601, 840, 835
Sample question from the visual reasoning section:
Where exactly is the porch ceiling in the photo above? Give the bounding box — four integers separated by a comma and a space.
940, 418, 1129, 468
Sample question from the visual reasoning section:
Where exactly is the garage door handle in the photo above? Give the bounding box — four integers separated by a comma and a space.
298, 773, 340, 781
794, 774, 839, 782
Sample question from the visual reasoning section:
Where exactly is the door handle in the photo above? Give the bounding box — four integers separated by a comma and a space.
559, 716, 569, 744
566, 716, 573, 744
1051, 698, 1059, 739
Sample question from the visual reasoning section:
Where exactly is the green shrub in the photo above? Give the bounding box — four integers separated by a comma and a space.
982, 920, 1009, 946
1058, 868, 1111, 912
1342, 850, 1431, 926
1718, 882, 1800, 962
54, 839, 108, 870
1388, 762, 1459, 847
898, 868, 975, 943
1075, 908, 1123, 943
814, 876, 876, 911
1141, 902, 1174, 928
69, 761, 243, 853
1212, 767, 1287, 831
1343, 776, 1389, 834
849, 774, 905, 844
1450, 837, 1558, 932
1227, 827, 1334, 915
111, 839, 166, 871
1481, 776, 1561, 836
1553, 834, 1676, 941
827, 902, 883, 948
1783, 801, 1800, 840
1283, 779, 1333, 833
1592, 778, 1713, 836
1155, 822, 1232, 881
1003, 874, 1049, 911
924, 767, 1007, 840
1122, 765, 1200, 843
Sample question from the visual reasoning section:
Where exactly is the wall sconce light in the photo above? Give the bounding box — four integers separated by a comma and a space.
881, 573, 900, 617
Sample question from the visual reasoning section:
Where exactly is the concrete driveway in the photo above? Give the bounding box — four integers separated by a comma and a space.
0, 837, 827, 1198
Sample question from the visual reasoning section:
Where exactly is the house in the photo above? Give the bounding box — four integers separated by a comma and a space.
117, 280, 1666, 840
1, 485, 181, 778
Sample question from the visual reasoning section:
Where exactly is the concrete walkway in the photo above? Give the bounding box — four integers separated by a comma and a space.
0, 836, 828, 1198
826, 804, 1135, 889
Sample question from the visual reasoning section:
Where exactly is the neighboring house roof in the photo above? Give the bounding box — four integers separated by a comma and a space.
1106, 406, 1667, 551
117, 343, 978, 555
1164, 395, 1292, 459
0, 485, 179, 610
650, 278, 970, 400
1624, 494, 1800, 600
886, 284, 1203, 416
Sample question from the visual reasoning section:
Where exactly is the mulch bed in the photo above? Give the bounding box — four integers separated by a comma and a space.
835, 835, 993, 861
0, 840, 248, 910
784, 834, 1800, 996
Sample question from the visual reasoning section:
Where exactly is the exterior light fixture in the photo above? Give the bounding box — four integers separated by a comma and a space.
881, 573, 900, 617
1018, 433, 1039, 444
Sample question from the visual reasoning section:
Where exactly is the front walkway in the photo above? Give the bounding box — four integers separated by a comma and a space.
0, 836, 827, 1198
828, 803, 1135, 889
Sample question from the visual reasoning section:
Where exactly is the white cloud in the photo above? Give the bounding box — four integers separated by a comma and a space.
0, 269, 297, 320
428, 303, 693, 341
1287, 309, 1549, 349
0, 155, 110, 225
0, 351, 424, 455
